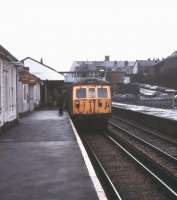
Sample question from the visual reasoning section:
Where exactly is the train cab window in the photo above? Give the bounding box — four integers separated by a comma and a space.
88, 88, 96, 98
98, 88, 107, 98
76, 88, 86, 98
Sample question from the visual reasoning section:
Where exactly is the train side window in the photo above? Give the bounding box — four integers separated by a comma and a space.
88, 88, 96, 98
76, 88, 86, 98
98, 88, 107, 98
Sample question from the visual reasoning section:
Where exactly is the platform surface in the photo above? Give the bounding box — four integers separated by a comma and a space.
112, 102, 177, 121
0, 111, 99, 200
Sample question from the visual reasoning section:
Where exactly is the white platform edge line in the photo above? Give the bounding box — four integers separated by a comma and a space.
68, 116, 108, 200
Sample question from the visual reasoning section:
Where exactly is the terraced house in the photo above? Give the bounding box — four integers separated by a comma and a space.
0, 45, 18, 130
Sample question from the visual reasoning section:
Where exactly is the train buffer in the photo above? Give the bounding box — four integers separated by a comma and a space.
0, 110, 105, 200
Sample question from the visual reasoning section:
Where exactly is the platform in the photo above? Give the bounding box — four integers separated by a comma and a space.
112, 102, 177, 121
0, 111, 103, 200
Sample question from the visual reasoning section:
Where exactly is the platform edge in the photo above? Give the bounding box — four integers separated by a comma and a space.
68, 115, 108, 200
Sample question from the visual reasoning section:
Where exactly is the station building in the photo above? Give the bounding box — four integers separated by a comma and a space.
0, 45, 18, 130
17, 66, 41, 116
22, 57, 64, 107
0, 45, 43, 130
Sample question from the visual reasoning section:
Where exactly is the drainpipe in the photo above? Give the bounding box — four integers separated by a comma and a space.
172, 95, 175, 109
14, 62, 24, 122
15, 65, 19, 122
45, 80, 48, 105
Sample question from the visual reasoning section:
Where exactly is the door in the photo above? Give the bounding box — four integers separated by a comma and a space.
29, 85, 34, 111
3, 71, 9, 122
0, 59, 2, 125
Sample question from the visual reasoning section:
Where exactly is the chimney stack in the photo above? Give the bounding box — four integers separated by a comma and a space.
105, 56, 110, 61
24, 67, 29, 72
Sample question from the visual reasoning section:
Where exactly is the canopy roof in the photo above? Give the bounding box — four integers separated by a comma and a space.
23, 58, 64, 81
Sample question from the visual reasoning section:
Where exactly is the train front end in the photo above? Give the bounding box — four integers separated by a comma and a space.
72, 82, 111, 128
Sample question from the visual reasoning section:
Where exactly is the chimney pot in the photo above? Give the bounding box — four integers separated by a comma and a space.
105, 56, 110, 61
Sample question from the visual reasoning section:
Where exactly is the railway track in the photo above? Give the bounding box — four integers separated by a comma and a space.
112, 114, 177, 148
109, 115, 177, 178
80, 130, 177, 200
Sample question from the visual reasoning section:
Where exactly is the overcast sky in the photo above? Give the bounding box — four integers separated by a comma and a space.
0, 0, 177, 71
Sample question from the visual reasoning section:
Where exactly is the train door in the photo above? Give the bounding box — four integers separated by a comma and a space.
87, 87, 97, 114
96, 86, 111, 113
73, 86, 87, 114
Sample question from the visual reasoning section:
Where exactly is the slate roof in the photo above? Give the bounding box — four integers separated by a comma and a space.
19, 67, 41, 85
0, 44, 18, 62
135, 60, 157, 67
71, 60, 135, 72
169, 51, 177, 58
22, 57, 64, 81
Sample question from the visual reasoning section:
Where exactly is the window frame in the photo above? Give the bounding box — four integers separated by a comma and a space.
76, 87, 87, 99
97, 87, 108, 98
88, 87, 97, 98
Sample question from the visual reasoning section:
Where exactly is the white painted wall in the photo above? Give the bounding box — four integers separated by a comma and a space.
0, 58, 3, 127
23, 84, 30, 112
17, 81, 23, 114
33, 83, 41, 107
17, 82, 41, 115
0, 58, 17, 126
17, 82, 30, 114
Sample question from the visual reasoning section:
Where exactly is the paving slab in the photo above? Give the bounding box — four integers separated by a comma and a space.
0, 111, 99, 200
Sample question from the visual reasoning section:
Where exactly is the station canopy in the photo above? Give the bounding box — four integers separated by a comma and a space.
23, 59, 64, 81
